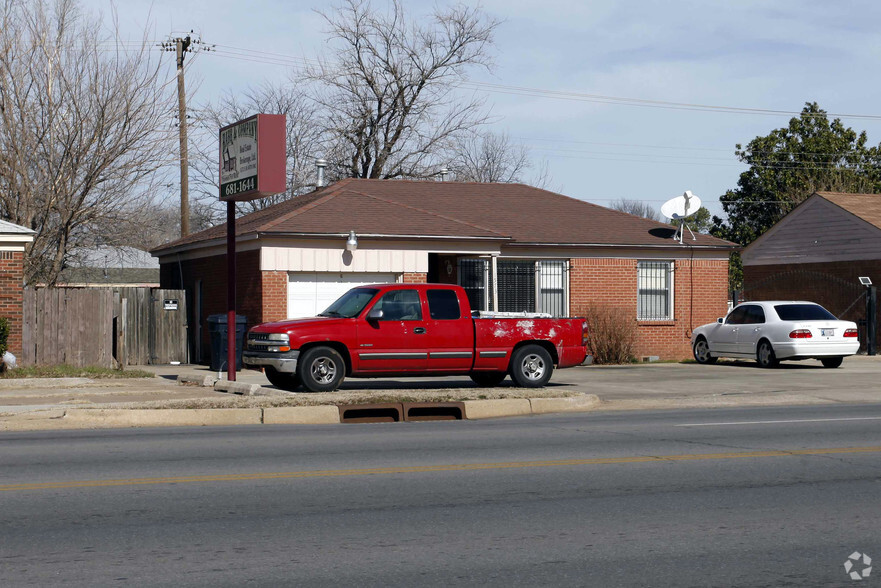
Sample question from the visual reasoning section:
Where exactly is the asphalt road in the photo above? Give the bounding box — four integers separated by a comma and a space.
2, 404, 880, 587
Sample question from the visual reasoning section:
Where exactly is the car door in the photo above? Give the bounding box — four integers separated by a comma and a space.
424, 287, 474, 372
355, 287, 428, 373
736, 304, 766, 355
713, 305, 748, 353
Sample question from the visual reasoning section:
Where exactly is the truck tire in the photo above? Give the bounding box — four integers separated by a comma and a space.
264, 366, 301, 391
470, 372, 507, 387
510, 345, 554, 388
298, 346, 346, 392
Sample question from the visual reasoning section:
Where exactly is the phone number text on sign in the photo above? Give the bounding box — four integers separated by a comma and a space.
223, 176, 256, 197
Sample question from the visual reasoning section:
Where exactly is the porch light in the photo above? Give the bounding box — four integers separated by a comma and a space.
346, 230, 358, 252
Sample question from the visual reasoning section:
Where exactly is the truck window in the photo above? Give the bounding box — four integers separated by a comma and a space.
427, 289, 461, 320
373, 289, 422, 321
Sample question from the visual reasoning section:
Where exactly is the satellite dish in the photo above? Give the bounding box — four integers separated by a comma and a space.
660, 190, 702, 220
660, 190, 701, 244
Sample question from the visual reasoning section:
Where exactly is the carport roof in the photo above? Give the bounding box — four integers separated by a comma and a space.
153, 178, 737, 254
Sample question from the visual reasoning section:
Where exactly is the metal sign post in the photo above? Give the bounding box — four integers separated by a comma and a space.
218, 114, 286, 382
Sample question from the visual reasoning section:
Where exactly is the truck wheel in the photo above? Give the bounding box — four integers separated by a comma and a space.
264, 367, 301, 391
510, 345, 554, 387
470, 372, 507, 387
298, 346, 345, 392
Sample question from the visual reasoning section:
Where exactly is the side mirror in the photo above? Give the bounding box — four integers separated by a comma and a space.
366, 308, 384, 321
717, 317, 724, 324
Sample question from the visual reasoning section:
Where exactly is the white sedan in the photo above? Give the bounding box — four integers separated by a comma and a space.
691, 301, 860, 368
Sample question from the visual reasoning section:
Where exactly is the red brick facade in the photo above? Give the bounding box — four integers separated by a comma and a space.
0, 251, 25, 356
570, 257, 729, 360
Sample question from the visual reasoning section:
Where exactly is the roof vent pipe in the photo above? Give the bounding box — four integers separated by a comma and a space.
316, 158, 327, 187
440, 167, 448, 181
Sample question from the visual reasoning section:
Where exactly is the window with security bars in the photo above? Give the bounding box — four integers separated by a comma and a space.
457, 258, 567, 316
637, 261, 673, 320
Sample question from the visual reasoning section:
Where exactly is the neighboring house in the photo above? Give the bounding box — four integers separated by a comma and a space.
58, 246, 160, 287
742, 191, 881, 339
0, 220, 35, 357
152, 178, 736, 363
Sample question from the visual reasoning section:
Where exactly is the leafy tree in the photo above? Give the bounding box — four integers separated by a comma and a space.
672, 206, 712, 234
712, 102, 881, 247
711, 102, 881, 290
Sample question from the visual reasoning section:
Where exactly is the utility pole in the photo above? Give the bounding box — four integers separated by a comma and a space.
161, 33, 212, 238
176, 35, 190, 237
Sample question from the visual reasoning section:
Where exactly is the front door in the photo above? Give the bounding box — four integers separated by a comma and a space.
355, 288, 428, 373
714, 305, 748, 353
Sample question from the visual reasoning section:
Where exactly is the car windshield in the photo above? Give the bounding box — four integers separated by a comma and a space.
318, 288, 379, 318
774, 303, 838, 321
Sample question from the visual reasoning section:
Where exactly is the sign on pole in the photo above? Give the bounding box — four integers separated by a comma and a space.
218, 113, 286, 382
219, 114, 286, 201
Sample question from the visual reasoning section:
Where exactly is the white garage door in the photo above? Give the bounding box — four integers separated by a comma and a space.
287, 272, 397, 319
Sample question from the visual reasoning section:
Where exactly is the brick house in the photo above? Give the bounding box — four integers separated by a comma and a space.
0, 220, 35, 357
152, 179, 736, 362
742, 191, 881, 337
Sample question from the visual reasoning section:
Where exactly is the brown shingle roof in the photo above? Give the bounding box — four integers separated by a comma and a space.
154, 178, 735, 253
816, 192, 881, 230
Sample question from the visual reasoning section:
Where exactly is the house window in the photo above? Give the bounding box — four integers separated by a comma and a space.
637, 261, 673, 320
457, 258, 567, 316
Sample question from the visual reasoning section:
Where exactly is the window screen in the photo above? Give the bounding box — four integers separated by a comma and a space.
497, 260, 535, 313
637, 261, 672, 320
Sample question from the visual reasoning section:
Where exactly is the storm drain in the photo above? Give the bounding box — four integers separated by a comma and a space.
338, 402, 467, 423
338, 403, 402, 423
402, 402, 465, 421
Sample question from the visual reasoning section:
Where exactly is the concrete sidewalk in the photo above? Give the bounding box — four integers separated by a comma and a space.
1, 356, 879, 430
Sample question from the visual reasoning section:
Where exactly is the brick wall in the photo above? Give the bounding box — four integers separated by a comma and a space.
0, 251, 25, 356
403, 272, 428, 283
569, 257, 729, 360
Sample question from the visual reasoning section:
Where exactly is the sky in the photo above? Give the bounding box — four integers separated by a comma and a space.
81, 0, 881, 221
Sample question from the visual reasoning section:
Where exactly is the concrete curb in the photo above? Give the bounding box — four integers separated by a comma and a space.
462, 398, 532, 419
530, 395, 600, 414
178, 374, 218, 387
264, 406, 341, 425
0, 393, 659, 430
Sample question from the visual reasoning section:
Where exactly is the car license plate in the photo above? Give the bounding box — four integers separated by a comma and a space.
821, 328, 834, 337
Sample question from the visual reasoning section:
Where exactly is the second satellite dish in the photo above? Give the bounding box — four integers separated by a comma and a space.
660, 190, 701, 220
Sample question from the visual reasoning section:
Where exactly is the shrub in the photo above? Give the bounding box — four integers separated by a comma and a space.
0, 317, 8, 357
579, 304, 637, 364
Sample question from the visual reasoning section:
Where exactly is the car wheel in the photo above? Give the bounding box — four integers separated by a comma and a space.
692, 337, 717, 364
470, 372, 507, 387
821, 356, 843, 369
264, 366, 301, 391
509, 345, 554, 388
756, 340, 779, 368
298, 346, 346, 392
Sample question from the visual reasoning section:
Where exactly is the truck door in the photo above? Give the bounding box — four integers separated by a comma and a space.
424, 287, 475, 372
355, 288, 428, 373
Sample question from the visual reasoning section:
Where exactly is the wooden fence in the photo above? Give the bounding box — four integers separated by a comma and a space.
21, 287, 187, 368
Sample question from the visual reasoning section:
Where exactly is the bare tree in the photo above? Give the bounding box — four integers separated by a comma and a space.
447, 130, 555, 189
609, 198, 662, 222
303, 0, 499, 180
190, 82, 324, 220
0, 0, 175, 285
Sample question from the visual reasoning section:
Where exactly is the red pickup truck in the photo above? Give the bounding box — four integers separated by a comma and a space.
243, 283, 588, 392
